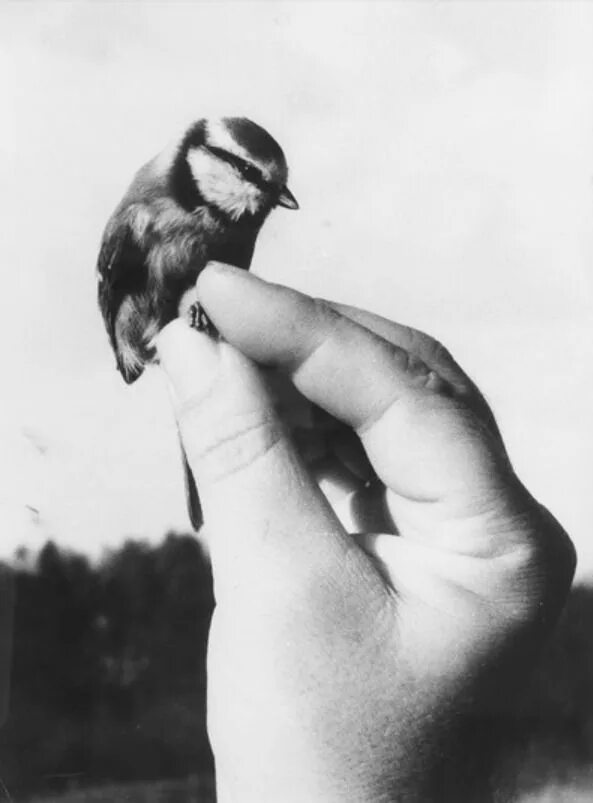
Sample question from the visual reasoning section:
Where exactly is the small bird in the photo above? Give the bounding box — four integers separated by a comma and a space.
97, 117, 299, 528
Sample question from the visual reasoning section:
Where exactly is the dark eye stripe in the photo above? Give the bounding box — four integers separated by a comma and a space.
203, 145, 274, 193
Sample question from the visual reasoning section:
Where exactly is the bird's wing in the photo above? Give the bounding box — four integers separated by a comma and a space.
97, 205, 151, 383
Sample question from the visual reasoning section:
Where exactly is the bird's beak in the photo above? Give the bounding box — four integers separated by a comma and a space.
277, 186, 299, 210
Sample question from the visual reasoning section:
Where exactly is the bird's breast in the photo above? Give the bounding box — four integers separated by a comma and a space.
142, 201, 222, 289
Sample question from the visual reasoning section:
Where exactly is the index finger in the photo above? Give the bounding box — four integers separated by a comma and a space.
197, 263, 510, 501
199, 264, 447, 431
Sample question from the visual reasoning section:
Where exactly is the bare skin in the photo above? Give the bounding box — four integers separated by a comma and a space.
157, 262, 575, 803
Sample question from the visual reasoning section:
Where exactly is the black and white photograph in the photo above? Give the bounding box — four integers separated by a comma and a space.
1, 2, 592, 801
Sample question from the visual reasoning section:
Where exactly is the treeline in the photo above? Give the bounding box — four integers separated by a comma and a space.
0, 534, 214, 800
0, 535, 592, 800
510, 585, 593, 794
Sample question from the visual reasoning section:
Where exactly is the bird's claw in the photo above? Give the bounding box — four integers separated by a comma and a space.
188, 302, 218, 338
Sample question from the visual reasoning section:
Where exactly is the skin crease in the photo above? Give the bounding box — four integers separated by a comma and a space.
157, 263, 575, 803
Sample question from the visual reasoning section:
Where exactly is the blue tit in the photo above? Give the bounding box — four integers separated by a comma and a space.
97, 117, 298, 529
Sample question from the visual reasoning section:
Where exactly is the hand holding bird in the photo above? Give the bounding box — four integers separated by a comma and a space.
157, 263, 575, 803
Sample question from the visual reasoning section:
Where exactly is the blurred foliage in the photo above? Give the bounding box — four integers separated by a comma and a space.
506, 586, 593, 796
0, 536, 592, 801
0, 534, 214, 800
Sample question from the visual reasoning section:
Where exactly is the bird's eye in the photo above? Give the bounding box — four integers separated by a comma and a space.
204, 146, 268, 190
238, 161, 258, 183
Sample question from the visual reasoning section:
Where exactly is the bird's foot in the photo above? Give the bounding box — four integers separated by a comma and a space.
188, 301, 218, 338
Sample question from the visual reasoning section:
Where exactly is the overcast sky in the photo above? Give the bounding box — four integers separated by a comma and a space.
2, 2, 593, 577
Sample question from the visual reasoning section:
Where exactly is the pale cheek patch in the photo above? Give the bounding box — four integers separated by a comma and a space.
188, 149, 262, 220
235, 182, 262, 217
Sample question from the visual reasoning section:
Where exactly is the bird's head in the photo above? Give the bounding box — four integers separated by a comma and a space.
173, 117, 298, 221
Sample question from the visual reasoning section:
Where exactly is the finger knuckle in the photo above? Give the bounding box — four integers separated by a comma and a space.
392, 344, 428, 380
310, 296, 343, 340
291, 297, 344, 372
181, 404, 283, 483
311, 296, 340, 322
431, 339, 454, 366
403, 324, 425, 352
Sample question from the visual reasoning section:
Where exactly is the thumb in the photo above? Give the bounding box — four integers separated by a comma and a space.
156, 319, 348, 600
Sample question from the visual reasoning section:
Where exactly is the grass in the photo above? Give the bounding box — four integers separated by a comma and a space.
25, 777, 215, 803
19, 766, 593, 803
519, 785, 593, 803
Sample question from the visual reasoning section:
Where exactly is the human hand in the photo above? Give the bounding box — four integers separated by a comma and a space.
157, 262, 575, 803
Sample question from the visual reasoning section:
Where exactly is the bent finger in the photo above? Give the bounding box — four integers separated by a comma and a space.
197, 264, 508, 500
197, 264, 448, 432
326, 301, 502, 445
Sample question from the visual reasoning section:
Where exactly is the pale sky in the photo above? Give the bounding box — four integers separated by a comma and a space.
2, 2, 593, 578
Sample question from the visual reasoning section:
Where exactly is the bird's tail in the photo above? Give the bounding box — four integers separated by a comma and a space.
179, 434, 203, 530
